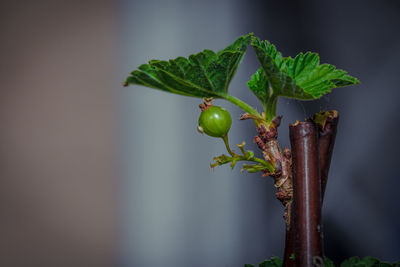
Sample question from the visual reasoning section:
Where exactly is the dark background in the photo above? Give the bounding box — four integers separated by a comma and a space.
1, 0, 399, 266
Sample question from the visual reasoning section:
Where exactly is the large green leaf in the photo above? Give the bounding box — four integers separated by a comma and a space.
248, 36, 360, 121
124, 33, 252, 99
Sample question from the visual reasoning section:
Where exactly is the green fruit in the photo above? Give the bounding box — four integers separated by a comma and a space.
198, 106, 232, 138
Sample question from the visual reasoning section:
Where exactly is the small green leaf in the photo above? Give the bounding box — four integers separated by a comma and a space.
249, 36, 359, 121
241, 164, 269, 173
340, 256, 400, 267
324, 257, 335, 267
246, 150, 255, 159
259, 257, 283, 267
247, 256, 399, 267
212, 152, 274, 174
124, 33, 252, 99
340, 256, 361, 267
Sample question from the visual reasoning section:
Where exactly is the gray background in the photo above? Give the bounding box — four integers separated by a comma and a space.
1, 0, 399, 266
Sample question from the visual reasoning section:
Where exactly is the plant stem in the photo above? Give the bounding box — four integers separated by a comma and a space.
253, 117, 294, 262
223, 94, 261, 117
262, 95, 278, 122
250, 157, 271, 166
221, 135, 274, 171
289, 121, 323, 267
283, 204, 295, 267
315, 111, 339, 202
222, 135, 233, 156
284, 111, 338, 266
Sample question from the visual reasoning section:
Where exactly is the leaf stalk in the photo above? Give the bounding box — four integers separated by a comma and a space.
262, 95, 278, 122
223, 94, 261, 118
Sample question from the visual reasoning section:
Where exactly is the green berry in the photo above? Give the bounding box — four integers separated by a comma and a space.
198, 106, 232, 138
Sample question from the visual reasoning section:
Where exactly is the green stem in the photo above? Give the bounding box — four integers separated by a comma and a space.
221, 135, 274, 172
251, 157, 272, 167
222, 135, 234, 156
223, 94, 261, 117
263, 95, 278, 122
247, 158, 275, 173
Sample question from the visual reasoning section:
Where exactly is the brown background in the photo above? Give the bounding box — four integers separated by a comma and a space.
0, 1, 116, 266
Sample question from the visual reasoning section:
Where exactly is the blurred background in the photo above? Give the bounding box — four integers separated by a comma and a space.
1, 0, 399, 266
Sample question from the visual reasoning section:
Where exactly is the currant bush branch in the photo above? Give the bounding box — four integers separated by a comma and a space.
211, 141, 274, 173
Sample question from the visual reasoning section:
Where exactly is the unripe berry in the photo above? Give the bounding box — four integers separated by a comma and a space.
198, 106, 232, 138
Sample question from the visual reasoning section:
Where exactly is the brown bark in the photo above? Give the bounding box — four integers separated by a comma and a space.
282, 202, 295, 267
312, 111, 339, 201
253, 117, 295, 266
252, 111, 338, 266
254, 117, 293, 226
289, 121, 323, 267
283, 111, 338, 266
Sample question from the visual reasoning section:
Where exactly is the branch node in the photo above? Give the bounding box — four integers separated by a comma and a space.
199, 97, 213, 111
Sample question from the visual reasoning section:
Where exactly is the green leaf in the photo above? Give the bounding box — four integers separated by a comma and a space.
124, 33, 252, 99
246, 256, 399, 267
249, 36, 360, 121
340, 256, 360, 267
245, 257, 283, 267
241, 163, 270, 173
340, 256, 400, 267
324, 257, 335, 267
258, 257, 283, 267
247, 67, 278, 121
